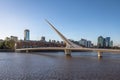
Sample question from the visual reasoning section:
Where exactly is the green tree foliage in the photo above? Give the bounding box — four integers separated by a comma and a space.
5, 40, 15, 49
0, 41, 5, 49
0, 40, 15, 49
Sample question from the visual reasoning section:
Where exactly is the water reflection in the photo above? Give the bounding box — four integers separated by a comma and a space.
98, 56, 103, 61
65, 55, 72, 60
0, 52, 120, 80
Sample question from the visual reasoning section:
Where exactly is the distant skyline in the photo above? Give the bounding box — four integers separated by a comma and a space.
0, 0, 120, 46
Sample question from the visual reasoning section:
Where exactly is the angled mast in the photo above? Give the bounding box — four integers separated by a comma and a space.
45, 19, 81, 48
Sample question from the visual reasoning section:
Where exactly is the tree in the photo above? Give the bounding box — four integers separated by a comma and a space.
0, 42, 4, 49
4, 40, 15, 49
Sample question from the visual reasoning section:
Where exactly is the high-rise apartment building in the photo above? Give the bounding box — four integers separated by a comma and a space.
97, 36, 104, 48
41, 36, 45, 42
87, 41, 92, 48
97, 36, 113, 48
79, 39, 93, 47
24, 29, 30, 41
110, 40, 113, 47
10, 36, 18, 41
79, 39, 87, 47
105, 37, 110, 47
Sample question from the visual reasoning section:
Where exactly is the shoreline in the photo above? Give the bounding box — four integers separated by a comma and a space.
0, 49, 14, 52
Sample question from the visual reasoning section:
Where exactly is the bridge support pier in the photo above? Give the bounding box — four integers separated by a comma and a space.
26, 50, 29, 53
98, 51, 103, 58
64, 49, 71, 56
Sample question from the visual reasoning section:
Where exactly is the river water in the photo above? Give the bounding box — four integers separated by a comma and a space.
0, 52, 120, 80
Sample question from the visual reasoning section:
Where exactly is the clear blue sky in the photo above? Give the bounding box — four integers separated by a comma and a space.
0, 0, 120, 46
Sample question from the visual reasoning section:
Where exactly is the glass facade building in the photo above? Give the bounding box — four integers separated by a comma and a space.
105, 37, 110, 47
41, 36, 45, 42
97, 36, 113, 48
110, 40, 113, 47
79, 39, 93, 48
24, 29, 30, 41
97, 36, 104, 48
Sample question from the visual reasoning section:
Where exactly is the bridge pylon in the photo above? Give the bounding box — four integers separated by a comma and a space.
46, 20, 82, 56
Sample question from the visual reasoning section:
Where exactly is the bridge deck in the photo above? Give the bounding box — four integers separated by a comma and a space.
16, 47, 120, 53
